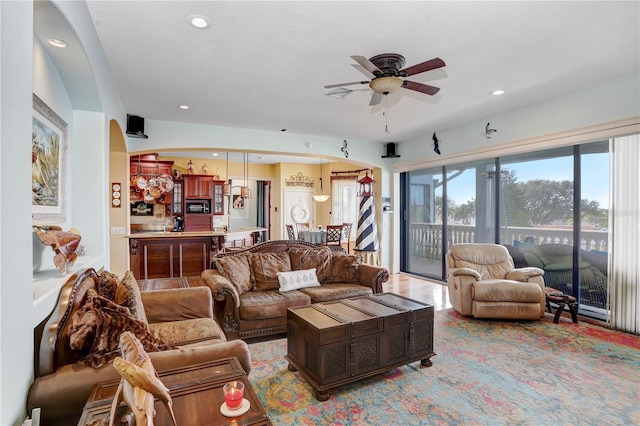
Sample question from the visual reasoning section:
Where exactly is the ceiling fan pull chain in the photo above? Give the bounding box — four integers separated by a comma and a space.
384, 96, 390, 133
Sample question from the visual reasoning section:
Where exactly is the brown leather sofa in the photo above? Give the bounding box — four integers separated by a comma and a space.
27, 268, 252, 426
446, 243, 546, 320
201, 240, 390, 340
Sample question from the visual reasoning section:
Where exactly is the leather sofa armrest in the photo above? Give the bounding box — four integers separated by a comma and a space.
201, 270, 240, 306
359, 264, 389, 293
142, 287, 213, 323
450, 267, 481, 280
506, 267, 544, 281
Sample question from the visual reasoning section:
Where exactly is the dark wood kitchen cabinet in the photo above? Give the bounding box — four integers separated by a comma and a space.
129, 236, 213, 280
130, 154, 174, 176
184, 175, 214, 199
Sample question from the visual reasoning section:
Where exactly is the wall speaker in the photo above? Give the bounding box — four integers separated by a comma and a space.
126, 114, 148, 138
382, 142, 400, 158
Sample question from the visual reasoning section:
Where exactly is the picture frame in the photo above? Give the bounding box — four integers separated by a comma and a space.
229, 185, 249, 219
32, 94, 68, 224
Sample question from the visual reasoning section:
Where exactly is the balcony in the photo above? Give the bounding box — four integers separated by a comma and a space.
408, 223, 609, 313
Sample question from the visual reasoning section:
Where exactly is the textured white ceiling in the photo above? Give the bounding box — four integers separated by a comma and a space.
45, 2, 640, 147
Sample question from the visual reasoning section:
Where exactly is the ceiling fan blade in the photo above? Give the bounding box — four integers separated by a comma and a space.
351, 55, 381, 76
369, 92, 383, 106
324, 81, 370, 89
399, 57, 446, 77
351, 63, 375, 78
402, 80, 440, 95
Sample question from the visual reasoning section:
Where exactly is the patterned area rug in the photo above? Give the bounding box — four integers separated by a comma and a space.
247, 310, 640, 425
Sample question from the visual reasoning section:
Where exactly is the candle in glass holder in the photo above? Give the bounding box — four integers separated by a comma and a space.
223, 381, 244, 410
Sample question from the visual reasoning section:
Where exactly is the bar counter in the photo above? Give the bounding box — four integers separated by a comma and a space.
127, 227, 267, 239
127, 227, 267, 280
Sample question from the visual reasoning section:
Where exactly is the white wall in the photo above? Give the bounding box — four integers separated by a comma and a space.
0, 0, 126, 423
393, 72, 640, 170
1, 2, 36, 424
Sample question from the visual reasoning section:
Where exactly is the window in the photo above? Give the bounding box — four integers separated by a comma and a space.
401, 141, 610, 320
330, 176, 359, 239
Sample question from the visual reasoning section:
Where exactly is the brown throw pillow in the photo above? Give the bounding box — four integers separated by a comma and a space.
116, 271, 149, 326
97, 270, 119, 301
252, 252, 291, 291
326, 254, 362, 284
288, 247, 332, 283
69, 294, 173, 368
215, 253, 253, 294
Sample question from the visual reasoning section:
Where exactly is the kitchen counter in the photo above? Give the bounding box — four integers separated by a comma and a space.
126, 227, 267, 239
127, 227, 267, 280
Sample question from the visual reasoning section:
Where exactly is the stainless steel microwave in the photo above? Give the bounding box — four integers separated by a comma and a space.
186, 200, 210, 214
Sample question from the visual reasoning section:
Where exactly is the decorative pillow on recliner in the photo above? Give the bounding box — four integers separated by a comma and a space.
252, 252, 291, 291
97, 270, 119, 301
288, 247, 332, 283
215, 253, 253, 293
326, 254, 362, 284
69, 293, 173, 368
277, 268, 321, 292
116, 271, 149, 326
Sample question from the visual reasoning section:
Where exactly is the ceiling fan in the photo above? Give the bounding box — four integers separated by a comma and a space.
325, 53, 446, 106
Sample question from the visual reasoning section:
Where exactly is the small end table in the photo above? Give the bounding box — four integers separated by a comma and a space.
545, 287, 578, 324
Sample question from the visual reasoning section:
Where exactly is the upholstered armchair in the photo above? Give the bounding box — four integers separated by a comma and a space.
446, 244, 546, 320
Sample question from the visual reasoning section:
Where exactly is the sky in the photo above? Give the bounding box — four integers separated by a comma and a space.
446, 152, 609, 207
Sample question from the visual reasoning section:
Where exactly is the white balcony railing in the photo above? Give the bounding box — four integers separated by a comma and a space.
409, 223, 608, 257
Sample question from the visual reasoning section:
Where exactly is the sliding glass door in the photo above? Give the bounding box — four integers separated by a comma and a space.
401, 141, 610, 320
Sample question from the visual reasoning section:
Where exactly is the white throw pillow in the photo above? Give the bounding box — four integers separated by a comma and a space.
277, 268, 321, 292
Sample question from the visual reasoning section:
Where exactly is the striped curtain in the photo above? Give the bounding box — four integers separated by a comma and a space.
609, 134, 640, 334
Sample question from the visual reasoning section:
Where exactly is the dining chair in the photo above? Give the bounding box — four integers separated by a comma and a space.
295, 222, 310, 235
286, 224, 296, 240
325, 225, 343, 247
341, 222, 353, 253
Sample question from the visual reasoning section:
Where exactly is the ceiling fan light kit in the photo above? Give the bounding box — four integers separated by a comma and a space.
325, 53, 446, 106
369, 76, 403, 95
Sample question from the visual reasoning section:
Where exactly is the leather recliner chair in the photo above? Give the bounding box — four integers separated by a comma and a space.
446, 243, 546, 320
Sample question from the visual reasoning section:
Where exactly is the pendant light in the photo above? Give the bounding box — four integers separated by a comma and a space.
313, 158, 330, 202
223, 152, 231, 196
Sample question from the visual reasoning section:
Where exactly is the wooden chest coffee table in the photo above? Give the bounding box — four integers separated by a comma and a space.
285, 293, 435, 401
78, 357, 272, 425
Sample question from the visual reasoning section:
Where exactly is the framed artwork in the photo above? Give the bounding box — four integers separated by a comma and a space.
229, 185, 249, 219
32, 94, 68, 224
232, 194, 245, 209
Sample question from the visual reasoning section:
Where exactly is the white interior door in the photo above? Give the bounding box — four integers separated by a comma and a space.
284, 189, 315, 234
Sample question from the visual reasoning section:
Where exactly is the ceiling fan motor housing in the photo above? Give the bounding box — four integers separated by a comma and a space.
369, 53, 406, 77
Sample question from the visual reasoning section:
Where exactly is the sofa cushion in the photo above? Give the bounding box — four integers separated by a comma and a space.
116, 271, 149, 325
277, 268, 321, 292
288, 247, 332, 283
239, 290, 310, 320
473, 280, 542, 303
149, 317, 226, 346
326, 254, 362, 284
69, 294, 173, 368
215, 253, 252, 293
97, 270, 118, 301
252, 252, 291, 291
300, 283, 373, 303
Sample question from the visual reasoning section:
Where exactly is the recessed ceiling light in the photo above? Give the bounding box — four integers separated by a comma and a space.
178, 105, 190, 110
47, 38, 68, 48
212, 153, 219, 157
491, 89, 505, 96
189, 15, 210, 29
